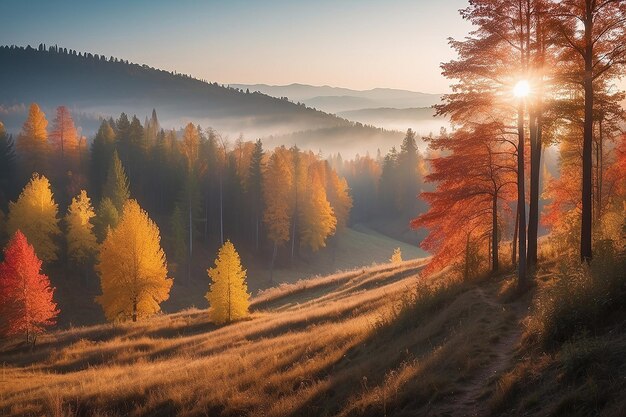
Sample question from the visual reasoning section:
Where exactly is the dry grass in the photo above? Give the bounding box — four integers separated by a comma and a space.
1, 253, 623, 417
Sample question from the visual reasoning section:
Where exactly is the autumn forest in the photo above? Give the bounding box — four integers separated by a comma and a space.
0, 1, 625, 416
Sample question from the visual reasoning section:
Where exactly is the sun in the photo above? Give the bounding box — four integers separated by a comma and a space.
514, 80, 530, 98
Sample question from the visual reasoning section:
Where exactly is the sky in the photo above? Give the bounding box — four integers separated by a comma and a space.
0, 0, 471, 93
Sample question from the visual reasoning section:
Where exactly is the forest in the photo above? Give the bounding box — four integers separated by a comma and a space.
0, 0, 625, 416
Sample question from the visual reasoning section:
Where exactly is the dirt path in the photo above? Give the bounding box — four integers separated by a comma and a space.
436, 282, 527, 417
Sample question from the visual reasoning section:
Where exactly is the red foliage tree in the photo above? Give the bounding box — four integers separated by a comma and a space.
0, 230, 59, 343
412, 125, 517, 278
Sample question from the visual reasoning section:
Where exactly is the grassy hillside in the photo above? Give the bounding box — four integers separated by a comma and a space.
42, 226, 426, 328
1, 254, 623, 416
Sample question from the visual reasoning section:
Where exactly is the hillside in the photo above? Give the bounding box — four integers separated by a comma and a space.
0, 45, 400, 155
1, 258, 623, 416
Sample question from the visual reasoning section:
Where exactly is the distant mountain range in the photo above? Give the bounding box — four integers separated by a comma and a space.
232, 83, 448, 136
231, 83, 443, 113
0, 45, 408, 155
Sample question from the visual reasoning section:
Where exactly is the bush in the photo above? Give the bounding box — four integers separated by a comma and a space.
524, 251, 626, 348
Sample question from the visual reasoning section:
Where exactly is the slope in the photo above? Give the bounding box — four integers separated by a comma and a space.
0, 258, 623, 417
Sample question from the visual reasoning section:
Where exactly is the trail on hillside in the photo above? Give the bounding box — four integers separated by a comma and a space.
434, 280, 528, 417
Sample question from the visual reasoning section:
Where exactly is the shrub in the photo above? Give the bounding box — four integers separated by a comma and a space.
524, 252, 625, 348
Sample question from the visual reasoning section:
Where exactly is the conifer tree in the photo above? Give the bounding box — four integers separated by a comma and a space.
7, 174, 61, 263
248, 139, 264, 251
49, 106, 79, 167
206, 240, 250, 324
16, 103, 49, 178
66, 190, 98, 265
93, 197, 119, 242
0, 230, 59, 343
102, 151, 130, 212
96, 199, 172, 322
89, 120, 116, 201
0, 122, 17, 207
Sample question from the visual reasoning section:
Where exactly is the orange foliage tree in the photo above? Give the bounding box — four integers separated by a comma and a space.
16, 103, 49, 179
0, 230, 59, 343
412, 125, 516, 278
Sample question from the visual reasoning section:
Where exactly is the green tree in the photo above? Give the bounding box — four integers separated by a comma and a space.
102, 151, 130, 212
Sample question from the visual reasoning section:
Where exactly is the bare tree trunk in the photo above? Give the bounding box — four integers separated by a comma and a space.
512, 205, 519, 267
581, 13, 594, 263
517, 99, 527, 289
492, 192, 499, 272
527, 109, 541, 270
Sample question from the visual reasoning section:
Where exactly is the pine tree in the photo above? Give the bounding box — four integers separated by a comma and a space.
93, 197, 119, 242
66, 190, 98, 265
299, 166, 336, 251
248, 139, 264, 251
390, 248, 402, 264
49, 106, 79, 168
89, 120, 116, 201
0, 122, 17, 207
7, 174, 61, 263
0, 230, 59, 343
96, 200, 172, 322
206, 240, 250, 324
102, 150, 130, 212
16, 103, 49, 179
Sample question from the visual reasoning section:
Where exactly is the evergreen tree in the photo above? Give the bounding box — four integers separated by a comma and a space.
102, 151, 130, 212
206, 240, 250, 324
248, 139, 264, 251
93, 197, 119, 242
0, 122, 17, 207
89, 120, 116, 201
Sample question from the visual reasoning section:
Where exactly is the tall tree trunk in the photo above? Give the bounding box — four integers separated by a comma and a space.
595, 119, 603, 221
527, 109, 541, 269
517, 100, 527, 288
581, 11, 594, 263
219, 173, 224, 245
269, 242, 277, 284
492, 191, 499, 273
512, 206, 519, 266
464, 233, 471, 281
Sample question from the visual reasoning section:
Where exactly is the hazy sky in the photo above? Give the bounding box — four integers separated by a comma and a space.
1, 0, 471, 93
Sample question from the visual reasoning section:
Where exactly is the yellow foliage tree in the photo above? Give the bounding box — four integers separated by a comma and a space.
66, 190, 98, 265
300, 167, 336, 251
206, 240, 250, 324
325, 163, 353, 230
17, 103, 49, 178
96, 199, 172, 322
7, 174, 60, 262
390, 248, 402, 264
